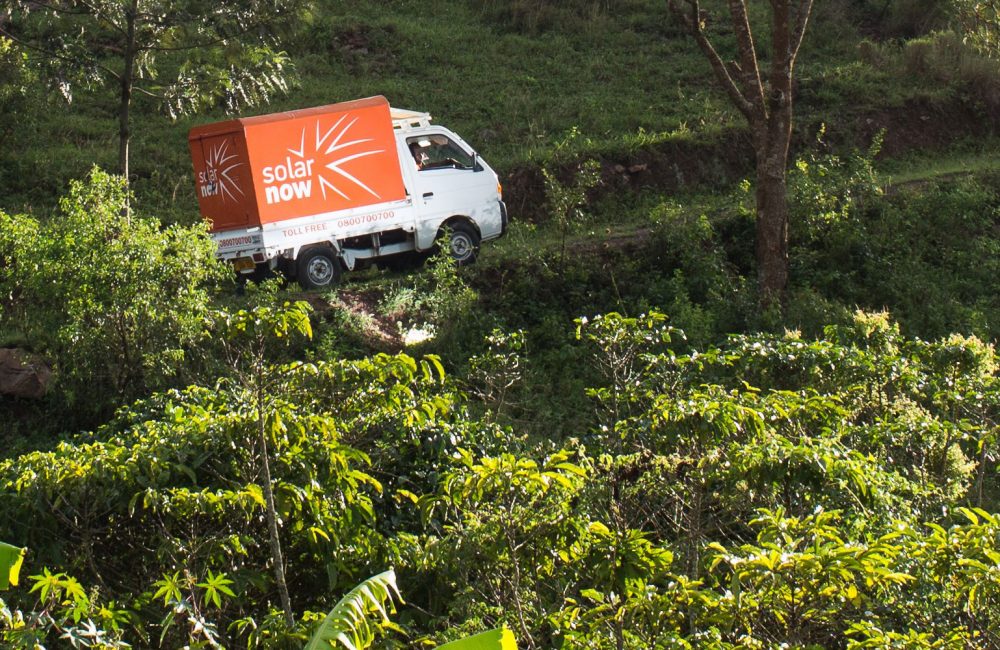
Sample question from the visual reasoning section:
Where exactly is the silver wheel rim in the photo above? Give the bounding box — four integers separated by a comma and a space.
451, 234, 472, 261
306, 256, 335, 285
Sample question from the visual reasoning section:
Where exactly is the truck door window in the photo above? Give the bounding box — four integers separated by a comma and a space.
407, 135, 474, 170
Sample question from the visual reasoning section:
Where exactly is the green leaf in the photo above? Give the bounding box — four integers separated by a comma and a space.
153, 571, 183, 606
0, 542, 26, 590
587, 522, 612, 537
304, 569, 401, 650
435, 627, 518, 650
197, 569, 235, 609
395, 489, 419, 505
245, 483, 266, 508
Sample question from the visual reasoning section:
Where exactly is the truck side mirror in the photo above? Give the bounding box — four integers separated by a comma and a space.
473, 152, 483, 172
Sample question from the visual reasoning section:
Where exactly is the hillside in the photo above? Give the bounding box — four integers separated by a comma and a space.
4, 0, 999, 217
1, 1, 1000, 648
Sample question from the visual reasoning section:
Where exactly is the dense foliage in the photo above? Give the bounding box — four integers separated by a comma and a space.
0, 169, 226, 427
0, 0, 999, 648
1, 290, 998, 647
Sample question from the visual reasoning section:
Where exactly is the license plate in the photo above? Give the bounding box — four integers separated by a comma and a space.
233, 257, 256, 273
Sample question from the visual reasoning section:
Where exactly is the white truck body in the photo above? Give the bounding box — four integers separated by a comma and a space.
189, 97, 507, 287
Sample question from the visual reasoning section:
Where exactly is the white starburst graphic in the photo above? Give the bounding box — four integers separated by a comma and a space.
285, 115, 385, 202
204, 141, 245, 202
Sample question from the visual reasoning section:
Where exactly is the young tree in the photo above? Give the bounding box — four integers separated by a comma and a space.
211, 293, 315, 625
0, 168, 226, 420
666, 0, 814, 303
956, 0, 1000, 55
1, 0, 298, 183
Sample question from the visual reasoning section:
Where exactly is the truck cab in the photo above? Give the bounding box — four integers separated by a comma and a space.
391, 109, 507, 260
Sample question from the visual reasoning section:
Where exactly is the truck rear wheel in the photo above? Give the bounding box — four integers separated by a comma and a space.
296, 247, 342, 290
443, 221, 480, 266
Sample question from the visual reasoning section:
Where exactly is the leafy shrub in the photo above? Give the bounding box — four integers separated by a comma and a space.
0, 569, 131, 649
954, 0, 1000, 56
0, 168, 228, 423
2, 305, 999, 647
0, 309, 460, 646
542, 157, 602, 268
904, 30, 1000, 100
380, 241, 483, 355
786, 138, 1000, 341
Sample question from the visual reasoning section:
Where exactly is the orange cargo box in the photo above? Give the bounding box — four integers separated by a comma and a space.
189, 96, 407, 233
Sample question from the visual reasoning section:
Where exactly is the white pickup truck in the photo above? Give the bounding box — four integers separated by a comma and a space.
189, 95, 507, 288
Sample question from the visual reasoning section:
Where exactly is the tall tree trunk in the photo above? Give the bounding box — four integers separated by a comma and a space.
753, 90, 794, 303
756, 0, 797, 303
118, 0, 139, 184
754, 149, 790, 303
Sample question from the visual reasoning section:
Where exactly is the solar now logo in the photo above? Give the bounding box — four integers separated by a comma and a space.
261, 115, 383, 206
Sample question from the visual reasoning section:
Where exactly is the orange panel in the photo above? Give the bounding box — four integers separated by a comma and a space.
189, 96, 406, 231
189, 124, 259, 231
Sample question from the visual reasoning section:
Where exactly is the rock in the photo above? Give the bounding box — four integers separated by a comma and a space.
0, 348, 51, 399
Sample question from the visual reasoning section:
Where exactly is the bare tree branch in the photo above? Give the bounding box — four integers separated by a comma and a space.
789, 0, 815, 65
667, 0, 756, 120
727, 0, 766, 113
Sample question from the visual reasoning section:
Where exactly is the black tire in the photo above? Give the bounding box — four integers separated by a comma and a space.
442, 221, 480, 266
296, 247, 342, 290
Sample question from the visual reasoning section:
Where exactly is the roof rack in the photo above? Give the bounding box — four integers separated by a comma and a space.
390, 107, 432, 130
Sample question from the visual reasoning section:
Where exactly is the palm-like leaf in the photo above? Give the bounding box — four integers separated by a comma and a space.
304, 569, 401, 650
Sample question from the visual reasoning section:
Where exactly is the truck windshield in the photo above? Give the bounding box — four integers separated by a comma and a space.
407, 135, 475, 170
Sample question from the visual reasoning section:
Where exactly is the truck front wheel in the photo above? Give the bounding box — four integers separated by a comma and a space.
296, 247, 342, 290
443, 221, 480, 266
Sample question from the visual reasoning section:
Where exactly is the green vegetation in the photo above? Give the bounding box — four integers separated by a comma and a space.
3, 0, 299, 183
0, 169, 227, 431
1, 0, 999, 648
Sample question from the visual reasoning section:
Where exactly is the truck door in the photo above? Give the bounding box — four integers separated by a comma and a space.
191, 133, 253, 231
403, 131, 497, 248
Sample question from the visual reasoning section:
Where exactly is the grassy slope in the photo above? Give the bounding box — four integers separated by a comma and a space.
3, 0, 982, 217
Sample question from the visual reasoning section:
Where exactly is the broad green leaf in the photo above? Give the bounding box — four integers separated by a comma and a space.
304, 569, 400, 650
0, 542, 25, 589
587, 522, 611, 537
435, 627, 518, 650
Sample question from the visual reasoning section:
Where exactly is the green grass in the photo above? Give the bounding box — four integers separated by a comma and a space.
879, 139, 1000, 184
1, 0, 979, 221
4, 0, 999, 364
